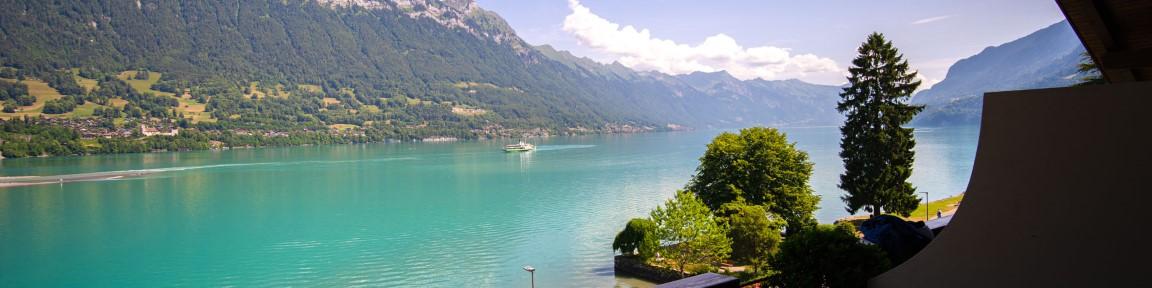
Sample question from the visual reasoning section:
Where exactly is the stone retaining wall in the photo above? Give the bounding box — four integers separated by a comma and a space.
613, 255, 690, 284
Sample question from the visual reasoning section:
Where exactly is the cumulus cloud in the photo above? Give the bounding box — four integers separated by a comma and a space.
915, 74, 942, 93
911, 15, 952, 25
561, 0, 840, 82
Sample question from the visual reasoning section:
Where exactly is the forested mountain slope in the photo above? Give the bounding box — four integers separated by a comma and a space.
912, 20, 1086, 126
0, 0, 849, 157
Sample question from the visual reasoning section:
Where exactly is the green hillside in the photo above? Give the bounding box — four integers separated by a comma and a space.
0, 0, 852, 158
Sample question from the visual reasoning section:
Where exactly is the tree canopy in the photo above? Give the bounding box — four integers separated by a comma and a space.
718, 202, 783, 274
687, 127, 819, 232
769, 223, 891, 288
612, 218, 659, 261
650, 190, 732, 276
838, 32, 924, 217
1075, 51, 1105, 86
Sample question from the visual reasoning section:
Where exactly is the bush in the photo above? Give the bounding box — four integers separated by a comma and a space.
0, 81, 34, 106
0, 67, 16, 79
134, 70, 150, 80
769, 223, 891, 288
151, 81, 178, 93
41, 71, 85, 95
42, 97, 78, 114
612, 218, 660, 261
719, 202, 784, 273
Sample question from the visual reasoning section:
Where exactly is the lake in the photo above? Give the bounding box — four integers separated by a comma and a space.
0, 126, 978, 287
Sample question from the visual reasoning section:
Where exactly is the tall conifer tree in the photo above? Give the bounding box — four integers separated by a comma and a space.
838, 33, 924, 217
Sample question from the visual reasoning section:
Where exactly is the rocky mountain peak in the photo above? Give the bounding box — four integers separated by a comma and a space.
314, 0, 522, 50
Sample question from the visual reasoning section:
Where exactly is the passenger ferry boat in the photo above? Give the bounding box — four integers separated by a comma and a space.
503, 141, 535, 152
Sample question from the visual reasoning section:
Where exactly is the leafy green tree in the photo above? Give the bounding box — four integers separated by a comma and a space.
838, 33, 924, 217
2, 100, 16, 113
1075, 51, 1104, 86
650, 190, 732, 277
687, 127, 819, 232
42, 97, 77, 114
718, 202, 783, 274
612, 218, 660, 261
134, 70, 150, 80
769, 223, 891, 288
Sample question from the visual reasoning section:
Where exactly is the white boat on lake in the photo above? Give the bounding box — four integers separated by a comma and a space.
503, 141, 535, 152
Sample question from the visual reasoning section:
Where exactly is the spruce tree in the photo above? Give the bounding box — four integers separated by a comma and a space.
838, 33, 924, 217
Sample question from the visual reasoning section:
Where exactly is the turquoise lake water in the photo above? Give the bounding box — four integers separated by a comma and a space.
0, 126, 978, 287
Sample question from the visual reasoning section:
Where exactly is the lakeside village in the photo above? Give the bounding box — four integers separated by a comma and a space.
29, 116, 311, 145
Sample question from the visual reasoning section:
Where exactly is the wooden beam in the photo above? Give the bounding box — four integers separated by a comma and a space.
1057, 0, 1137, 83
1101, 48, 1152, 69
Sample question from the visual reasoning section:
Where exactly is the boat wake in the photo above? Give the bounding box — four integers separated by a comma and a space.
533, 145, 596, 151
0, 157, 418, 188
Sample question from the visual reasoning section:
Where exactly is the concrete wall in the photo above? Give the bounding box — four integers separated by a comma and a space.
871, 81, 1152, 287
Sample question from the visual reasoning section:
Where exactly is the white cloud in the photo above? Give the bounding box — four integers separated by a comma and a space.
915, 74, 942, 93
911, 15, 952, 25
561, 0, 841, 82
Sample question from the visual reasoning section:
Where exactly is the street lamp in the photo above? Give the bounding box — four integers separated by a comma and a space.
921, 191, 930, 220
523, 265, 535, 288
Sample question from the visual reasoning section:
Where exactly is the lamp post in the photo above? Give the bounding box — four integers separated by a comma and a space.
523, 265, 535, 288
921, 191, 930, 220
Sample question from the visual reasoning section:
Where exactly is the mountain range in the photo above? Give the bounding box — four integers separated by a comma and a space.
0, 0, 1085, 139
0, 0, 847, 137
911, 20, 1087, 126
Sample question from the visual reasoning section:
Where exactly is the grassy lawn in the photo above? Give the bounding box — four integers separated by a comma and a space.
452, 106, 488, 116
176, 97, 214, 123
115, 70, 214, 122
74, 75, 100, 93
70, 102, 102, 118
328, 124, 359, 131
78, 138, 102, 150
298, 84, 323, 93
399, 97, 430, 106
109, 98, 129, 108
0, 79, 64, 119
908, 193, 965, 221
245, 82, 267, 99
339, 87, 355, 97
359, 105, 381, 114
24, 79, 65, 106
274, 84, 289, 97
117, 70, 175, 97
452, 81, 501, 90
836, 193, 965, 224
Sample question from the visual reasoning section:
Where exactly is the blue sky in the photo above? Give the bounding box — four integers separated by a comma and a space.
476, 0, 1067, 87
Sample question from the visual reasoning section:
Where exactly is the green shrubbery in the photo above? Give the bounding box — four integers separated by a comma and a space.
0, 81, 35, 106
42, 96, 81, 114
612, 218, 659, 261
614, 126, 899, 286
769, 223, 890, 288
719, 202, 783, 274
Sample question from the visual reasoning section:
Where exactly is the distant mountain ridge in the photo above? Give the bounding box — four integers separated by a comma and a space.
0, 0, 848, 140
534, 44, 846, 127
912, 20, 1086, 126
